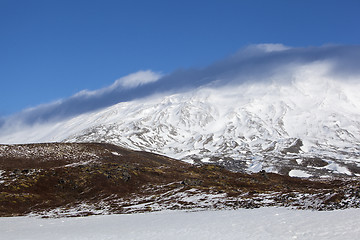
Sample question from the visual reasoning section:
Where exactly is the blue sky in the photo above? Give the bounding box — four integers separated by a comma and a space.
1, 0, 360, 117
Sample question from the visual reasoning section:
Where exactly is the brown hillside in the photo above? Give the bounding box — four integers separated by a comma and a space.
0, 143, 359, 217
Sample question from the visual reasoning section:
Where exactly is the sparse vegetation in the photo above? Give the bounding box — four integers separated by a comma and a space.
0, 143, 359, 217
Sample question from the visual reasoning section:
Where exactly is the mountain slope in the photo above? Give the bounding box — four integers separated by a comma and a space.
1, 61, 360, 178
66, 78, 360, 177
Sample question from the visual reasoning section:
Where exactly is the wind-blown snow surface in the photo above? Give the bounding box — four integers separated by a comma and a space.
1, 61, 360, 176
1, 208, 360, 240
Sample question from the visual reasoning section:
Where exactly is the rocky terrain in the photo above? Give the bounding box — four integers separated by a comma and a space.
1, 143, 359, 218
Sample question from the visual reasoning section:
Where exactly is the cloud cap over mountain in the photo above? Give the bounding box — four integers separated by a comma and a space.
1, 44, 360, 131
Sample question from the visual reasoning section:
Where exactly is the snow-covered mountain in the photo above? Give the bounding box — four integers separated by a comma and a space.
1, 45, 360, 178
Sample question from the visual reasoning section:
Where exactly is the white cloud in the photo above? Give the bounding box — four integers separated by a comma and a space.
243, 43, 291, 53
72, 70, 163, 98
113, 70, 163, 89
254, 43, 290, 52
1, 44, 359, 129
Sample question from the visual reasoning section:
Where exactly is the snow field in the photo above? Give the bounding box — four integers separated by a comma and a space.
1, 208, 359, 240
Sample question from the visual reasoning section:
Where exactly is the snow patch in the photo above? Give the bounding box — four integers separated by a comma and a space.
111, 152, 121, 156
288, 169, 312, 178
248, 161, 262, 173
324, 162, 352, 175
201, 157, 211, 163
0, 170, 5, 184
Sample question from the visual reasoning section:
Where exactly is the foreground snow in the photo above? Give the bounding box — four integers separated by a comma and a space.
1, 208, 359, 240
